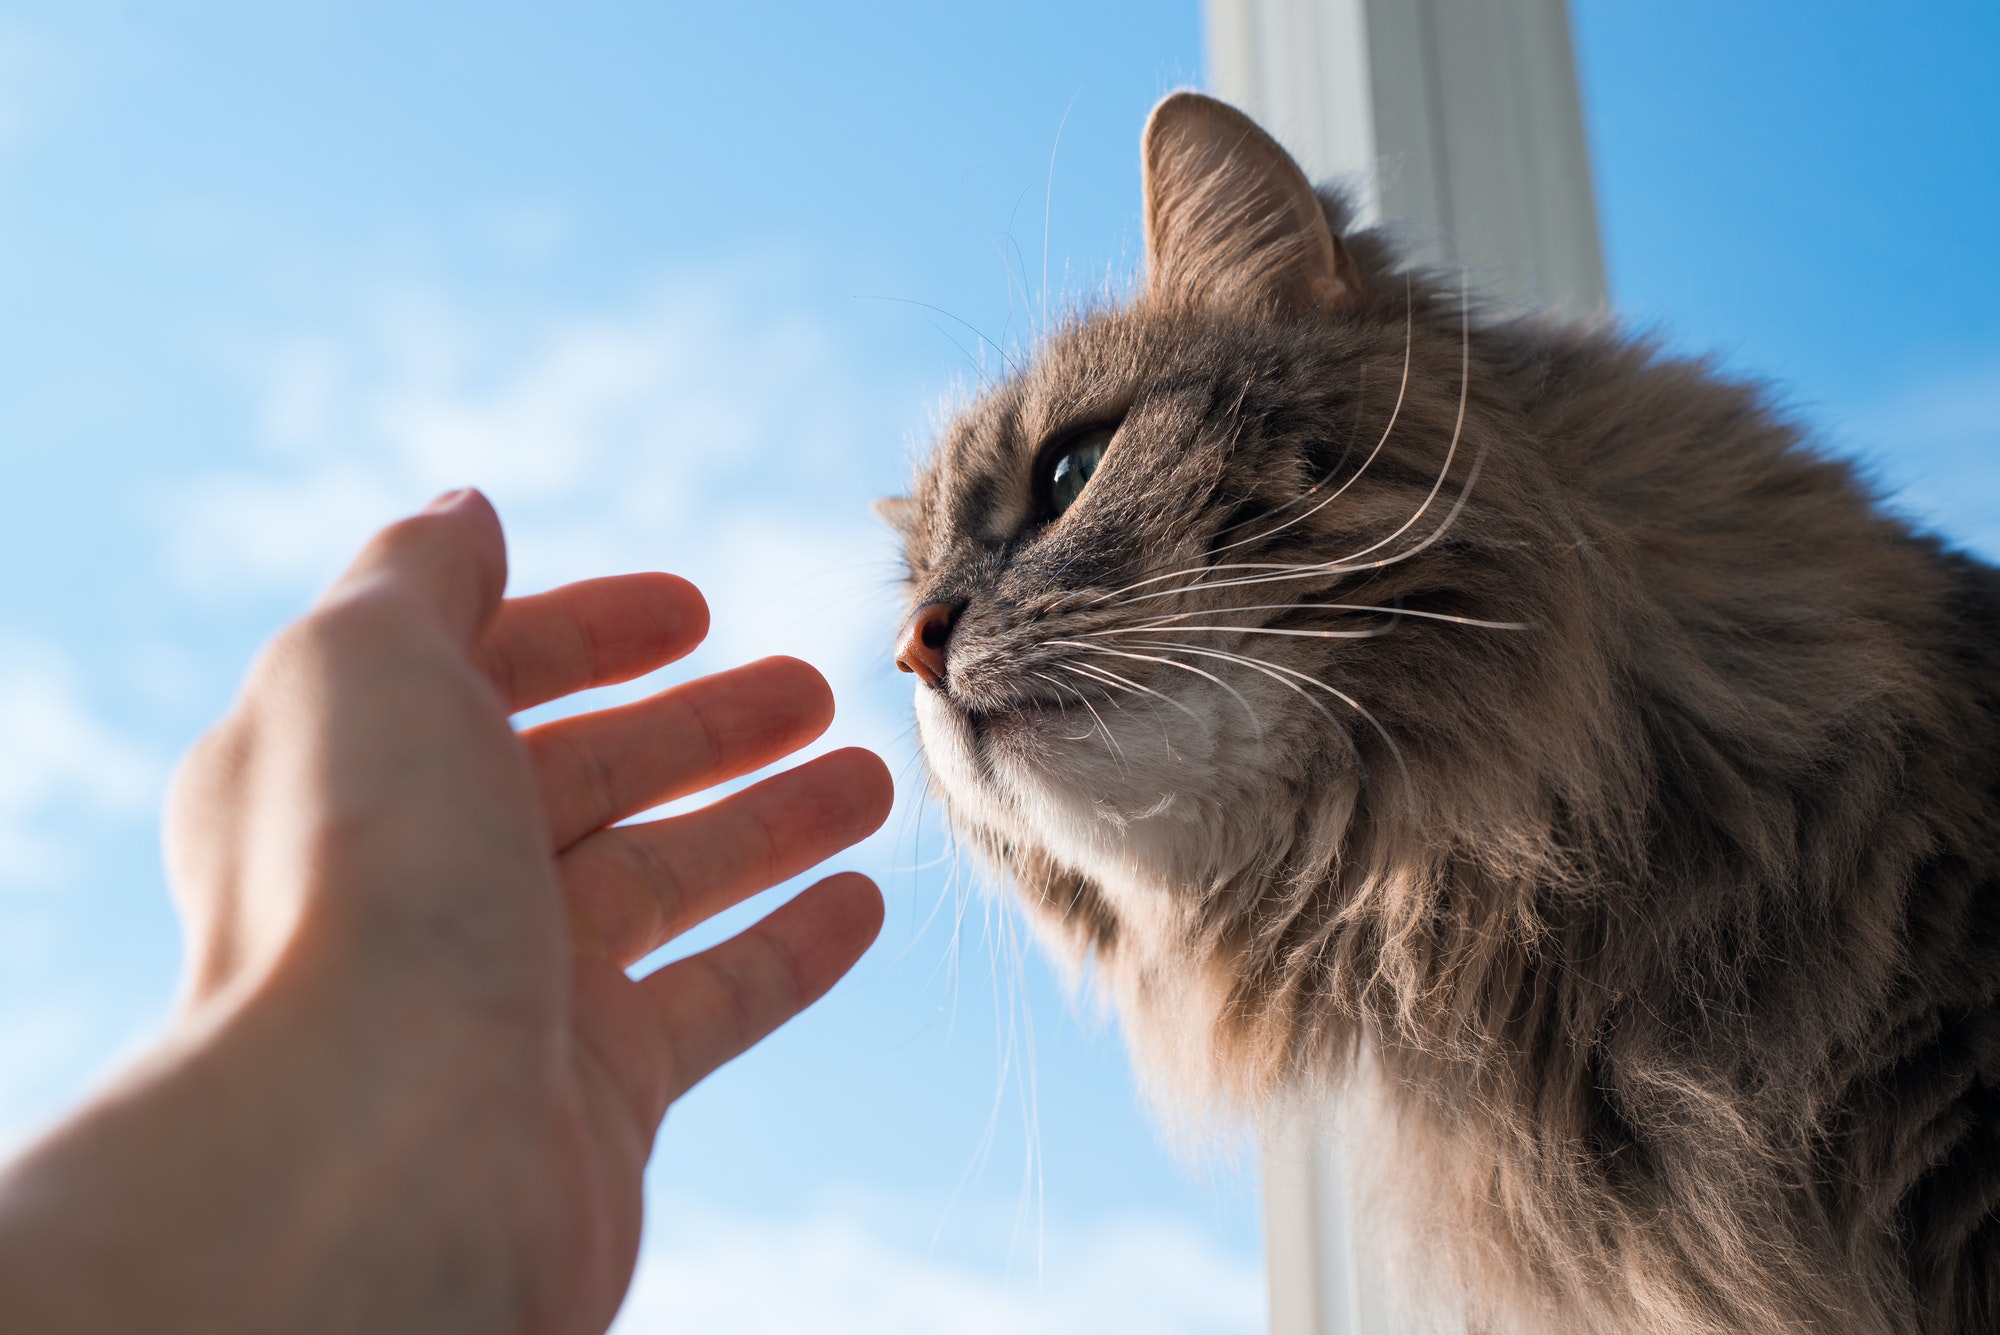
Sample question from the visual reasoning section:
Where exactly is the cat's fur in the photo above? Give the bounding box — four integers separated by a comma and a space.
885, 91, 2000, 1334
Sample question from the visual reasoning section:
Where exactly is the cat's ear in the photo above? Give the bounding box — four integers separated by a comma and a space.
873, 496, 918, 536
1142, 91, 1355, 316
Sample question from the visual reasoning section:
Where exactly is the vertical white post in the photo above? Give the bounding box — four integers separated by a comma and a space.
1203, 3, 1607, 1332
1204, 0, 1605, 316
1259, 1101, 1387, 1335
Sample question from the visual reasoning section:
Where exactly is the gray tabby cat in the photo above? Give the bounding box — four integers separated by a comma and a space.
881, 91, 2000, 1334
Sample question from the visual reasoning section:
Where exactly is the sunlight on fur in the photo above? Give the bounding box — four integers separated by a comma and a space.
886, 92, 2000, 1334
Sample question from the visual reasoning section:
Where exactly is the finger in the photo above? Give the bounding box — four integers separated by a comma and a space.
476, 573, 710, 712
565, 746, 894, 966
642, 871, 884, 1105
525, 655, 833, 848
323, 489, 508, 647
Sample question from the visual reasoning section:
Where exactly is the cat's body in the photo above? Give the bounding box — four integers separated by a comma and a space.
885, 92, 2000, 1333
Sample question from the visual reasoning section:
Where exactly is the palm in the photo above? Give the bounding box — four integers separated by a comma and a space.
153, 498, 887, 1335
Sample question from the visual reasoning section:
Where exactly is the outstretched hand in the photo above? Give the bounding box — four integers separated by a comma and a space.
0, 490, 892, 1334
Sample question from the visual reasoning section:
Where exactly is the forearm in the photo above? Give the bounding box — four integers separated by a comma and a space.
0, 989, 533, 1335
1, 498, 889, 1333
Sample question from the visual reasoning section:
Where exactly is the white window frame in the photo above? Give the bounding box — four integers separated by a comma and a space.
1200, 2, 1606, 1329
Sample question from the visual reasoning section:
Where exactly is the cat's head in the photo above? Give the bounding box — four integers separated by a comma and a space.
884, 92, 1626, 1104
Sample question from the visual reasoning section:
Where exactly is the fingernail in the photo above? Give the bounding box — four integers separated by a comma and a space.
423, 488, 472, 513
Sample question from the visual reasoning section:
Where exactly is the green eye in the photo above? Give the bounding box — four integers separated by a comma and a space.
1045, 426, 1115, 518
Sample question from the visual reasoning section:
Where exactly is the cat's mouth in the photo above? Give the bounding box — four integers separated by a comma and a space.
935, 689, 1078, 758
917, 671, 1104, 766
913, 662, 1258, 895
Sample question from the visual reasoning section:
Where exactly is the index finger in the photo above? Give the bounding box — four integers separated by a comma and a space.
476, 573, 709, 712
524, 655, 834, 847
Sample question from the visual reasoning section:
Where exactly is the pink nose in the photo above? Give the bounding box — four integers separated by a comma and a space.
895, 602, 962, 686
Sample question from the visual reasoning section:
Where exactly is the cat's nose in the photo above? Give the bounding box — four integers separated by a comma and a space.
896, 601, 964, 686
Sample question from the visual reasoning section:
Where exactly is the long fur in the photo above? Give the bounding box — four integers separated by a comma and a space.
887, 93, 2000, 1333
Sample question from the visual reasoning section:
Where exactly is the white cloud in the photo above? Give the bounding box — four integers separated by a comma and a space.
0, 644, 160, 886
173, 272, 916, 764
173, 278, 887, 598
612, 1199, 1264, 1335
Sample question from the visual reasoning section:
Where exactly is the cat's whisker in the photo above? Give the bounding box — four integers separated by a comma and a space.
1054, 656, 1207, 724
1100, 439, 1477, 604
1081, 278, 1418, 608
1091, 622, 1398, 641
1101, 559, 1357, 605
1027, 668, 1087, 709
976, 191, 1041, 361
1058, 659, 1137, 694
1336, 411, 1491, 576
1059, 674, 1128, 764
1124, 638, 1412, 803
1053, 666, 1145, 745
1103, 414, 1492, 603
1309, 277, 1473, 571
1218, 278, 1416, 554
1055, 660, 1133, 695
1041, 88, 1080, 342
852, 293, 1018, 377
933, 872, 1034, 1256
1124, 601, 1530, 632
1071, 416, 1256, 607
1059, 661, 1146, 712
1044, 638, 1265, 738
1027, 670, 1092, 737
1303, 293, 1495, 583
1106, 279, 1478, 612
1171, 281, 1421, 580
893, 764, 972, 980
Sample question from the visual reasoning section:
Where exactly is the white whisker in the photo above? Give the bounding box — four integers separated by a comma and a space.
1308, 278, 1473, 570
1057, 661, 1135, 695
1089, 277, 1419, 605
1054, 656, 1206, 723
1124, 639, 1412, 802
1064, 676, 1126, 764
1027, 669, 1097, 741
1040, 88, 1079, 341
1110, 278, 1481, 610
1094, 623, 1397, 641
1026, 669, 1078, 709
1125, 602, 1529, 632
1046, 638, 1265, 738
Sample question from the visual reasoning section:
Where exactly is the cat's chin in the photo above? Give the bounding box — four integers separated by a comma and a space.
912, 683, 1252, 894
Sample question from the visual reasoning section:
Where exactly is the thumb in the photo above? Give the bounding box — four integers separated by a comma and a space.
325, 489, 510, 647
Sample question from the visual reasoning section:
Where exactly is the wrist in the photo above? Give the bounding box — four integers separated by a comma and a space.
0, 974, 541, 1334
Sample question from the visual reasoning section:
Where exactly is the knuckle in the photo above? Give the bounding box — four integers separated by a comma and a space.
680, 694, 725, 774
742, 805, 783, 879
269, 598, 385, 671
752, 928, 807, 1013
703, 933, 801, 1056
568, 599, 610, 679
623, 831, 688, 941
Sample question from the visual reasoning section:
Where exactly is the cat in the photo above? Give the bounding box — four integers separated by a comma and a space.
880, 90, 2000, 1334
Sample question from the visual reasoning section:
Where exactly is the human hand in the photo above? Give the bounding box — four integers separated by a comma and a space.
0, 490, 892, 1334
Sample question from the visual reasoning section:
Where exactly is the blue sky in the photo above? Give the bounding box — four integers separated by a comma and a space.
0, 2, 1994, 1330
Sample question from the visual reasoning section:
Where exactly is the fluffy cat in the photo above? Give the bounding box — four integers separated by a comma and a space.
882, 91, 2000, 1334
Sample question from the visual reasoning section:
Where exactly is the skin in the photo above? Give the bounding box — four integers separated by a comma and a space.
0, 489, 895, 1334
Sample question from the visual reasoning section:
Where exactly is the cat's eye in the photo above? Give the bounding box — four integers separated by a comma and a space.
1043, 425, 1117, 519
